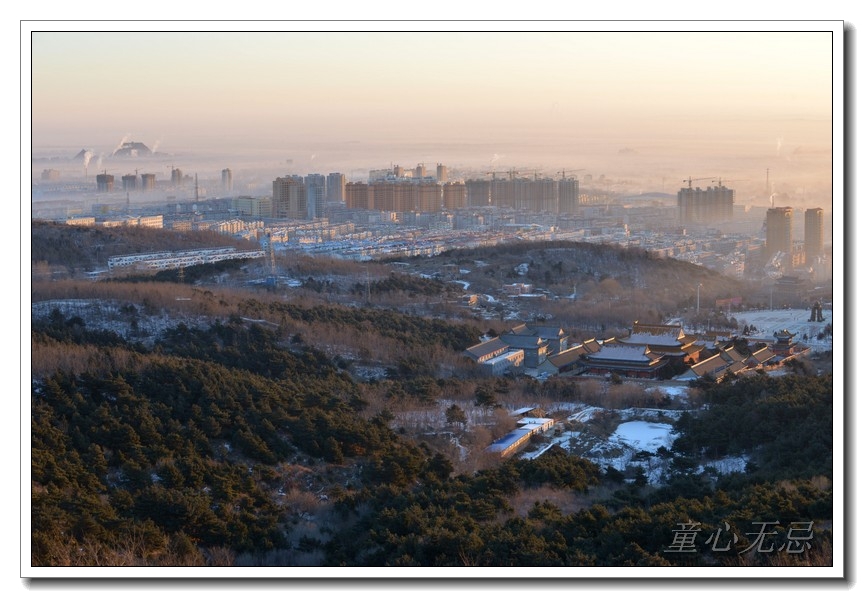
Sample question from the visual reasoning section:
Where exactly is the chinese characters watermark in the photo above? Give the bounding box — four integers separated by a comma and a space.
665, 520, 813, 554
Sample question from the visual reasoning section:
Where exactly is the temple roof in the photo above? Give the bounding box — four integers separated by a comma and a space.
586, 344, 655, 363
464, 337, 508, 359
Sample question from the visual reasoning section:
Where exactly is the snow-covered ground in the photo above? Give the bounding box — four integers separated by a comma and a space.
521, 430, 580, 460
578, 420, 679, 484
646, 384, 691, 399
736, 308, 833, 353
609, 421, 678, 453
567, 406, 603, 423
697, 455, 748, 475
31, 298, 211, 344
524, 402, 751, 485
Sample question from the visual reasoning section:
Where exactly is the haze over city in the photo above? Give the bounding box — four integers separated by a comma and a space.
29, 25, 839, 214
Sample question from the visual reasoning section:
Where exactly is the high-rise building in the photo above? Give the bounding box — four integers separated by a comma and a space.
677, 184, 735, 224
415, 164, 426, 179
96, 173, 114, 192
415, 181, 442, 212
345, 182, 373, 210
140, 173, 156, 191
222, 168, 233, 194
558, 177, 580, 214
232, 196, 272, 218
804, 207, 824, 265
370, 181, 412, 212
122, 174, 137, 191
171, 168, 183, 187
326, 172, 346, 202
442, 182, 467, 210
766, 206, 794, 272
369, 168, 392, 182
491, 178, 515, 209
305, 174, 326, 219
466, 179, 491, 207
436, 163, 448, 183
532, 177, 558, 213
272, 175, 307, 219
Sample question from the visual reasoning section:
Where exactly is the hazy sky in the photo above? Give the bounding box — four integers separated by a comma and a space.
26, 23, 841, 203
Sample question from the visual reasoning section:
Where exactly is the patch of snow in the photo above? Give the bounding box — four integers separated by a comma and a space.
352, 365, 389, 381
610, 421, 678, 453
568, 406, 603, 423
697, 455, 749, 475
647, 384, 690, 398
617, 407, 684, 421
521, 430, 580, 460
572, 420, 680, 485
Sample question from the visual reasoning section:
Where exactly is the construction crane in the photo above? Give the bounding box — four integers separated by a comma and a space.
682, 177, 713, 189
559, 168, 585, 179
486, 169, 522, 181
712, 178, 748, 187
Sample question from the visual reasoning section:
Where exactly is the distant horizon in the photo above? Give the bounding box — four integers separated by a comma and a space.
31, 135, 835, 214
28, 25, 840, 213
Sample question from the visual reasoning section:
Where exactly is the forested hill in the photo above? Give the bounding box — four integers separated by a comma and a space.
413, 239, 753, 302
31, 302, 833, 566
31, 220, 259, 276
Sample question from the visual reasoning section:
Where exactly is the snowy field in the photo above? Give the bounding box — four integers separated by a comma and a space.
584, 420, 679, 485
608, 421, 678, 453
736, 308, 833, 353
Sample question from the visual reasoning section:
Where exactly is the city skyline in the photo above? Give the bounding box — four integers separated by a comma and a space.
27, 23, 841, 211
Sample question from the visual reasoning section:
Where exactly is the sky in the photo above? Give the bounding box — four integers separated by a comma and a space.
25, 22, 841, 207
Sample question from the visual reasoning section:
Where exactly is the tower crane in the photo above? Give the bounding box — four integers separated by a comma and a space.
712, 178, 748, 187
559, 169, 585, 179
486, 169, 522, 181
682, 177, 713, 189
